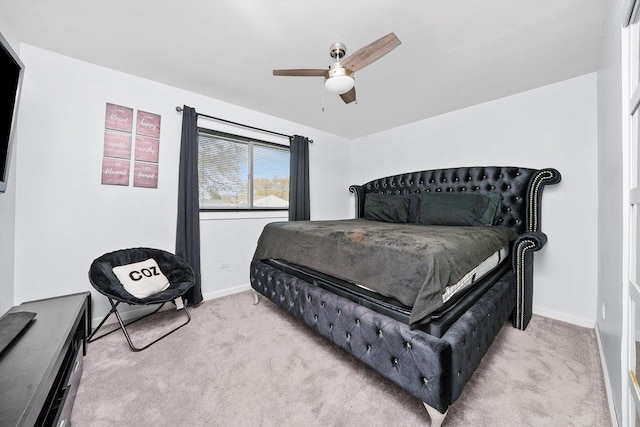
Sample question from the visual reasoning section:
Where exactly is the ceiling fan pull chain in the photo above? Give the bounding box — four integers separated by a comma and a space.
321, 82, 326, 112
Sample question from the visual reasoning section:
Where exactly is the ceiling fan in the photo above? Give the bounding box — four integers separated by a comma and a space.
273, 32, 401, 104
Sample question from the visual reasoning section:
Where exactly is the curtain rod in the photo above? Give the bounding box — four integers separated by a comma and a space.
175, 106, 312, 143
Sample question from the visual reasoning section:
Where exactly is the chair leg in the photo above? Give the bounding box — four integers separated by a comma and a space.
252, 289, 260, 305
87, 303, 120, 343
88, 300, 164, 343
89, 299, 191, 352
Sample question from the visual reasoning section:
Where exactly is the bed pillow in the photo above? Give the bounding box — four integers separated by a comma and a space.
364, 193, 411, 223
406, 192, 421, 223
418, 193, 501, 226
481, 193, 502, 225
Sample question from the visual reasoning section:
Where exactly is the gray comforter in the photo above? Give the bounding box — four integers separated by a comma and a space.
253, 219, 517, 327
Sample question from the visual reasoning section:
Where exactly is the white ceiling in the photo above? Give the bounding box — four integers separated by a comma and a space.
0, 0, 609, 139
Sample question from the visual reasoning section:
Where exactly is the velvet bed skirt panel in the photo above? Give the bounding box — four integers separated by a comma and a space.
250, 259, 515, 413
444, 272, 515, 403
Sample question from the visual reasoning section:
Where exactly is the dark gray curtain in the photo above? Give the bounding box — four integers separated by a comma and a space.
176, 105, 203, 305
289, 135, 310, 221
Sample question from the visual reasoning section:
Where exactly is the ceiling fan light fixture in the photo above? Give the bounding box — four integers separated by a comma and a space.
325, 62, 354, 94
325, 75, 355, 94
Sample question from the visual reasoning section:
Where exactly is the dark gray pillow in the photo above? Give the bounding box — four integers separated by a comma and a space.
418, 193, 501, 226
364, 193, 411, 223
480, 193, 502, 225
406, 193, 421, 224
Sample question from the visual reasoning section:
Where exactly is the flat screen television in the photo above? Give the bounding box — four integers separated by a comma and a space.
0, 30, 24, 193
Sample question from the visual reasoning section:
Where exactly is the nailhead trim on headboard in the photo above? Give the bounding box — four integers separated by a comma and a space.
514, 239, 536, 329
527, 169, 558, 232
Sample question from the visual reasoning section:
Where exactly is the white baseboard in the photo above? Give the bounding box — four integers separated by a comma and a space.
90, 303, 171, 330
90, 284, 252, 329
532, 305, 594, 329
202, 284, 252, 301
595, 322, 620, 427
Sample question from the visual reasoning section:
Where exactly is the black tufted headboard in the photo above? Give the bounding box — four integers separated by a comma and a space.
349, 166, 561, 236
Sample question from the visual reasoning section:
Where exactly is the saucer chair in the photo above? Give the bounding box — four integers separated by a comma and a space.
88, 247, 196, 351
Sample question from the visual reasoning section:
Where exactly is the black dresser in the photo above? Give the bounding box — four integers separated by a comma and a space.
0, 292, 90, 426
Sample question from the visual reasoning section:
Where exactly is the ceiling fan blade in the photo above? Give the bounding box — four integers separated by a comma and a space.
340, 87, 356, 104
341, 32, 401, 72
273, 69, 327, 77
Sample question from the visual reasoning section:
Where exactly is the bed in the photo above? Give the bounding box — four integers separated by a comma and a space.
250, 166, 560, 425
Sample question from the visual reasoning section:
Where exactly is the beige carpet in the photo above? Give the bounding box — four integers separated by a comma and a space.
72, 291, 611, 426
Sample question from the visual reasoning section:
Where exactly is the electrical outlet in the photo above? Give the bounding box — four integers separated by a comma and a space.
219, 261, 231, 269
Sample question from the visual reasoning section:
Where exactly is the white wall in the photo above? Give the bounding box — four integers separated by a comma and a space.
351, 74, 599, 326
13, 44, 350, 320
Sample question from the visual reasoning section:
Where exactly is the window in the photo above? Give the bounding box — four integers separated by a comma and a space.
198, 128, 289, 210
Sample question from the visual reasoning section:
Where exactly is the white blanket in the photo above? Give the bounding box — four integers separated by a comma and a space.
112, 258, 170, 299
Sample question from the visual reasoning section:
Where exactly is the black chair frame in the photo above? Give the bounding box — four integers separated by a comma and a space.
87, 299, 191, 352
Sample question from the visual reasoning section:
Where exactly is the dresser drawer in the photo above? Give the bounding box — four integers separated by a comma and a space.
56, 341, 83, 427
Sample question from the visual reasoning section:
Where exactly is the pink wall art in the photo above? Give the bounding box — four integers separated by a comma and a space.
136, 110, 161, 138
103, 130, 132, 159
101, 157, 130, 186
133, 162, 159, 188
101, 103, 161, 188
105, 103, 133, 132
134, 135, 159, 163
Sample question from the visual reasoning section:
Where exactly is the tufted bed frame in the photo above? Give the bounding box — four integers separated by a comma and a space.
250, 166, 560, 424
